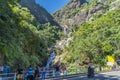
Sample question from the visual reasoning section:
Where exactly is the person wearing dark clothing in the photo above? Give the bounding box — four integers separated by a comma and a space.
88, 65, 94, 78
56, 65, 60, 72
88, 66, 91, 78
55, 64, 60, 77
34, 66, 39, 80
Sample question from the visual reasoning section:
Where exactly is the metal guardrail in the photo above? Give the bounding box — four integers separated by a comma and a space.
38, 66, 120, 79
0, 73, 16, 80
37, 67, 88, 79
0, 66, 118, 80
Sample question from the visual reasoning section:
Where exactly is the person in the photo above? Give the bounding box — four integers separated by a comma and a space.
34, 66, 39, 80
17, 65, 23, 80
112, 63, 117, 71
1, 65, 4, 73
27, 65, 34, 80
4, 65, 10, 73
0, 64, 4, 73
99, 65, 102, 71
41, 67, 46, 79
55, 63, 60, 77
61, 63, 67, 75
87, 64, 94, 78
87, 65, 91, 78
91, 64, 95, 77
4, 65, 10, 77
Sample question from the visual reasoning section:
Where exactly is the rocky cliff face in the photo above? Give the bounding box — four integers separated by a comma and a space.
21, 0, 57, 25
68, 0, 87, 9
53, 0, 120, 49
53, 0, 87, 23
53, 0, 120, 66
53, 0, 119, 29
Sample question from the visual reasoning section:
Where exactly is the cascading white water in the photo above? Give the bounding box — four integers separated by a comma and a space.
46, 51, 56, 68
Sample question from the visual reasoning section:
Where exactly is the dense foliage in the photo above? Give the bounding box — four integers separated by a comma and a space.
63, 6, 120, 66
0, 0, 60, 68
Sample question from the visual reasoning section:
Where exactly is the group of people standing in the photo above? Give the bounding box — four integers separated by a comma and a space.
16, 65, 42, 80
54, 63, 67, 77
16, 63, 67, 80
0, 65, 10, 74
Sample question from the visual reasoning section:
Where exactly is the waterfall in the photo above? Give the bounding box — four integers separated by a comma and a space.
46, 51, 56, 68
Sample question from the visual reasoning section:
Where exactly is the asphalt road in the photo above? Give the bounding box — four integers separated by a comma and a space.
65, 71, 120, 80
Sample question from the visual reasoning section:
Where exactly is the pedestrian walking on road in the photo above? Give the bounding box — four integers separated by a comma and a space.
87, 64, 94, 78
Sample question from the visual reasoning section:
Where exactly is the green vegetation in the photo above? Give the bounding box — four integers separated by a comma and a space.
0, 0, 61, 68
63, 6, 120, 66
1, 0, 119, 70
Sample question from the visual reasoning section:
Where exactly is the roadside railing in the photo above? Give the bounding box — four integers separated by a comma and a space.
0, 66, 119, 80
0, 73, 16, 80
38, 66, 120, 79
38, 67, 90, 79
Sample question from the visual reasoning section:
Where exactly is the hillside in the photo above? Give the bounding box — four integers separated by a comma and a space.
0, 0, 61, 68
53, 0, 120, 67
0, 0, 120, 69
21, 0, 59, 25
53, 0, 119, 29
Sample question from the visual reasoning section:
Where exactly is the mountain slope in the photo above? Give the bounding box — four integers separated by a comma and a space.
53, 0, 119, 28
0, 0, 61, 67
21, 0, 59, 25
53, 0, 120, 67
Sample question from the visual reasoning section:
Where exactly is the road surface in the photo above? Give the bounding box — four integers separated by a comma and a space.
66, 71, 120, 80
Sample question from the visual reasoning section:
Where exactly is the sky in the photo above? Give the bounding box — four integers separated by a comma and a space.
35, 0, 70, 13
